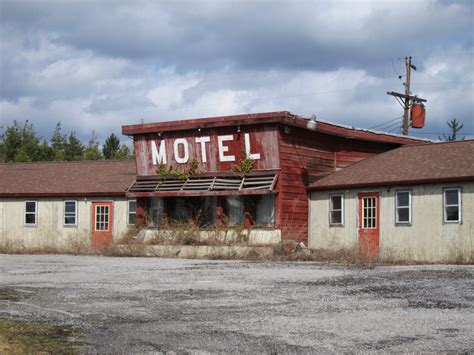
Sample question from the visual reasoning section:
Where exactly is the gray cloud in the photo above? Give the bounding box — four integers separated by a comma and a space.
0, 0, 472, 143
1, 0, 471, 72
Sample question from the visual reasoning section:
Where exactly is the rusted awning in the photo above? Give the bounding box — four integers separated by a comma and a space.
126, 171, 278, 197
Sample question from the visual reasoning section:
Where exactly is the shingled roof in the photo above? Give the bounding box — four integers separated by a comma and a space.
308, 140, 474, 191
0, 160, 136, 197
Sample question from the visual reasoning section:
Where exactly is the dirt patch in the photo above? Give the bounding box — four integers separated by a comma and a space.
0, 288, 21, 302
407, 300, 470, 309
0, 287, 36, 302
0, 318, 82, 354
363, 335, 419, 350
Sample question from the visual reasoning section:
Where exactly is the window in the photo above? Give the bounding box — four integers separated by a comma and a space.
329, 194, 344, 225
443, 188, 461, 223
395, 191, 411, 224
24, 201, 37, 226
362, 197, 377, 229
64, 200, 77, 226
254, 194, 275, 226
95, 205, 110, 231
145, 195, 276, 229
128, 200, 137, 226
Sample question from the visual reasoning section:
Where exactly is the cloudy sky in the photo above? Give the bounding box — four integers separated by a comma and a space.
0, 0, 472, 145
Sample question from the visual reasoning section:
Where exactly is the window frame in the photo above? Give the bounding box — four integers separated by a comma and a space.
94, 204, 110, 231
127, 199, 137, 226
329, 194, 344, 226
24, 200, 38, 227
443, 187, 462, 224
63, 200, 78, 227
395, 190, 412, 225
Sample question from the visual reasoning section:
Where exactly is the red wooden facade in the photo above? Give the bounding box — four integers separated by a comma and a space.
122, 111, 425, 244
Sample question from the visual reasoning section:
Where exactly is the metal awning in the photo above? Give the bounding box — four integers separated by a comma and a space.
126, 171, 278, 197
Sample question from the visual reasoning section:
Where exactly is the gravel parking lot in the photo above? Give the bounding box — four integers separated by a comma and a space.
0, 254, 472, 353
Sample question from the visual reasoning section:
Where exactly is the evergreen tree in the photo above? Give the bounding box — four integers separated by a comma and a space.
102, 133, 121, 160
50, 122, 67, 160
0, 126, 5, 163
36, 140, 55, 161
3, 120, 42, 162
64, 132, 84, 161
116, 144, 134, 160
84, 130, 103, 160
440, 118, 465, 141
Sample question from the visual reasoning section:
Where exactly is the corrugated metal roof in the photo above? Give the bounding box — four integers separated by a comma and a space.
0, 160, 136, 197
308, 140, 474, 190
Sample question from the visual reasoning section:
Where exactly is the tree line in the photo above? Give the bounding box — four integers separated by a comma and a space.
0, 120, 133, 163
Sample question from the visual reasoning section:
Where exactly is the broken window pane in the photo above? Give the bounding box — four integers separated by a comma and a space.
224, 196, 244, 226
255, 194, 275, 226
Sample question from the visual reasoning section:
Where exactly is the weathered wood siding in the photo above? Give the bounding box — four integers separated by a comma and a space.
276, 126, 399, 243
133, 124, 280, 176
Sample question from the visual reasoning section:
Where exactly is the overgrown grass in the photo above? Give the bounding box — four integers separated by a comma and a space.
0, 318, 82, 354
118, 223, 250, 247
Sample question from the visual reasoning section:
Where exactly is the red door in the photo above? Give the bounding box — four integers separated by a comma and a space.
92, 202, 113, 249
358, 192, 380, 257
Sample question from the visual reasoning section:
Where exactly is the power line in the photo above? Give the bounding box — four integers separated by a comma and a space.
411, 132, 474, 135
381, 121, 404, 130
367, 116, 402, 129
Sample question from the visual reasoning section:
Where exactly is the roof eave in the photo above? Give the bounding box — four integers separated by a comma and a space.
122, 112, 427, 146
0, 192, 127, 198
122, 111, 292, 135
307, 176, 474, 191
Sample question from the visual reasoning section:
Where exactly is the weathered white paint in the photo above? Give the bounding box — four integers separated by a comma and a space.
151, 140, 167, 165
244, 133, 261, 160
309, 182, 474, 262
195, 136, 211, 163
173, 138, 189, 164
217, 135, 235, 162
0, 198, 133, 252
150, 133, 263, 166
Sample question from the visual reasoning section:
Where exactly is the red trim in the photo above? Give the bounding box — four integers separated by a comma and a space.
308, 176, 474, 191
358, 192, 380, 258
91, 201, 114, 249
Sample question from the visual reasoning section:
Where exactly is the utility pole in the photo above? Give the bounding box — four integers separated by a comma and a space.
402, 57, 412, 136
387, 56, 426, 135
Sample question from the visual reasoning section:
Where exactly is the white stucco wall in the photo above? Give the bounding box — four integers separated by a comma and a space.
309, 182, 474, 262
0, 197, 133, 252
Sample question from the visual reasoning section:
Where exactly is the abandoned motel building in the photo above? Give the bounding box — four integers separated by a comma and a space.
0, 112, 472, 262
